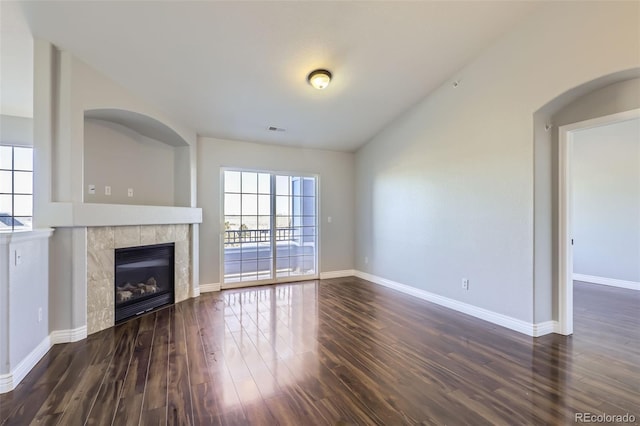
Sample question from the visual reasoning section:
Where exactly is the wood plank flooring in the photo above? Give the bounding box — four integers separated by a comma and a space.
1, 278, 638, 425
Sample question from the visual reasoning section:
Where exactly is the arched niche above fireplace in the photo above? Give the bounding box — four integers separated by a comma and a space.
83, 109, 192, 207
84, 109, 189, 147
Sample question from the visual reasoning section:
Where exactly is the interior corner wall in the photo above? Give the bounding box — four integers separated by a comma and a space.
175, 145, 192, 207
197, 137, 355, 285
48, 228, 87, 332
48, 229, 73, 331
534, 77, 640, 322
355, 1, 639, 324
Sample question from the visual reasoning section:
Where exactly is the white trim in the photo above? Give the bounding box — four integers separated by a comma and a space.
0, 335, 51, 393
0, 228, 54, 244
0, 325, 88, 394
50, 325, 87, 344
355, 271, 555, 337
533, 321, 560, 336
574, 273, 640, 291
558, 122, 574, 336
37, 203, 202, 227
219, 169, 321, 289
0, 374, 12, 393
191, 224, 200, 300
558, 108, 640, 336
200, 282, 221, 292
221, 274, 319, 290
320, 270, 356, 279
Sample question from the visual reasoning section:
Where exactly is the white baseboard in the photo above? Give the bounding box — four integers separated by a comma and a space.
573, 273, 640, 291
0, 374, 11, 393
200, 282, 221, 292
320, 270, 357, 279
1, 325, 90, 394
354, 270, 554, 337
50, 325, 87, 344
533, 320, 560, 336
0, 335, 51, 394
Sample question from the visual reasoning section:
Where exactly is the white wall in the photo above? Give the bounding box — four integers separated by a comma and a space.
355, 1, 639, 324
33, 42, 200, 334
48, 228, 75, 331
84, 119, 176, 206
8, 235, 50, 368
33, 44, 199, 223
0, 115, 32, 146
198, 137, 355, 285
0, 230, 52, 392
534, 77, 640, 321
572, 118, 640, 283
0, 239, 10, 375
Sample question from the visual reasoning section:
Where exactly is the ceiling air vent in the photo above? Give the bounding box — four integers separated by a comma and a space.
267, 126, 286, 132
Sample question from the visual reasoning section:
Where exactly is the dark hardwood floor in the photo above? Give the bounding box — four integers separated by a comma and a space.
1, 278, 638, 425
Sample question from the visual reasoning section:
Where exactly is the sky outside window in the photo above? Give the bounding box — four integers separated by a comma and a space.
0, 145, 33, 231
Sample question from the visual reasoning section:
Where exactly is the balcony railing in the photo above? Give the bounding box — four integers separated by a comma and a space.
225, 228, 294, 245
223, 227, 316, 281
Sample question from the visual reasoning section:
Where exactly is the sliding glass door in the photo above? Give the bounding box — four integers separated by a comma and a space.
222, 170, 317, 286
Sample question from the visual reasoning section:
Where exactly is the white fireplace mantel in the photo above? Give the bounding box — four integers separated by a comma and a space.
43, 202, 202, 227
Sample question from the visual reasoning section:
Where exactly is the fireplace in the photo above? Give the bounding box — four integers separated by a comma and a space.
115, 242, 175, 323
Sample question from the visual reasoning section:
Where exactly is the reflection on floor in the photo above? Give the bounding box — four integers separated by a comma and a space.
0, 278, 638, 424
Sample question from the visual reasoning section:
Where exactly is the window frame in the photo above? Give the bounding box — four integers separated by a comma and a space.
220, 167, 320, 288
0, 144, 34, 232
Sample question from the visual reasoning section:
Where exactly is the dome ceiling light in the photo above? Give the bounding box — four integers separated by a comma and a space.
307, 69, 332, 90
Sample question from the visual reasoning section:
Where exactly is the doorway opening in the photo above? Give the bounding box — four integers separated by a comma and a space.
557, 108, 640, 335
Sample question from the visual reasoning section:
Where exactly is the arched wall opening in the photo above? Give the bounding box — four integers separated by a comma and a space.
532, 69, 640, 329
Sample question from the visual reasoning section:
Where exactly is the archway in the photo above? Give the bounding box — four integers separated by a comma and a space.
532, 69, 640, 335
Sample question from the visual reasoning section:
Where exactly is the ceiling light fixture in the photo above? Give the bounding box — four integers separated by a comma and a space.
307, 69, 332, 90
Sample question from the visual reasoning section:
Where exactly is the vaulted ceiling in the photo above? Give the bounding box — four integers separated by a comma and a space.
2, 1, 541, 151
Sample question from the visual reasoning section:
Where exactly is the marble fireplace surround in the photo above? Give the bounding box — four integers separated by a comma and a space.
87, 224, 191, 334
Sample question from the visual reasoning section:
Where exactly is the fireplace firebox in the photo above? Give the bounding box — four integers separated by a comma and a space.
115, 243, 174, 323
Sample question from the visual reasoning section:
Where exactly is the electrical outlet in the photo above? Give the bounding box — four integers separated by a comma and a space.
14, 250, 22, 266
327, 216, 332, 223
128, 188, 134, 197
105, 186, 111, 196
364, 256, 369, 264
462, 278, 469, 290
38, 307, 43, 323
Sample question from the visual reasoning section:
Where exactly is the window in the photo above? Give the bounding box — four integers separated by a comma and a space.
0, 145, 33, 231
222, 170, 318, 286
